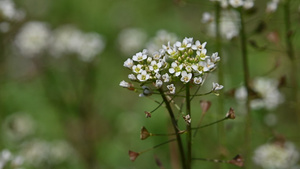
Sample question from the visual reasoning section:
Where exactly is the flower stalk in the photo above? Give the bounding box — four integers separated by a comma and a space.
159, 88, 186, 169
186, 83, 192, 169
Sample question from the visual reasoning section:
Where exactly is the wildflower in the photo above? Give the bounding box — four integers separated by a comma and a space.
243, 0, 254, 9
266, 0, 279, 13
162, 73, 171, 82
167, 84, 176, 94
118, 28, 147, 55
212, 82, 224, 91
253, 141, 300, 169
202, 12, 214, 24
132, 52, 147, 62
211, 52, 220, 63
15, 21, 51, 57
169, 62, 183, 76
176, 37, 193, 51
124, 58, 134, 68
119, 80, 132, 88
235, 77, 284, 110
132, 64, 143, 74
229, 0, 244, 8
155, 80, 163, 88
183, 115, 191, 125
137, 70, 150, 82
149, 60, 162, 73
146, 30, 178, 54
128, 74, 136, 80
180, 71, 192, 84
193, 77, 203, 85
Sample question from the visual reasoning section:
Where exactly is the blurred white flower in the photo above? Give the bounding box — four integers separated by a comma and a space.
235, 77, 284, 110
50, 25, 105, 62
204, 10, 240, 40
118, 28, 147, 56
0, 0, 25, 21
229, 0, 244, 8
14, 21, 51, 57
20, 139, 76, 167
146, 30, 178, 54
266, 0, 279, 13
253, 142, 299, 169
0, 149, 24, 169
2, 112, 35, 141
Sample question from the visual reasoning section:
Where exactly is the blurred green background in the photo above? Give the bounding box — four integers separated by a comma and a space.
1, 0, 300, 169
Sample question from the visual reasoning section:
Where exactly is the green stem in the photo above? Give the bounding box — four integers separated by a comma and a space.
159, 88, 186, 169
215, 2, 226, 159
239, 7, 251, 168
283, 0, 299, 121
186, 83, 192, 169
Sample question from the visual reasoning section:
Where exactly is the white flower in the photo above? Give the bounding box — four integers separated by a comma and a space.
120, 80, 131, 88
202, 13, 214, 24
128, 74, 136, 80
167, 84, 176, 94
117, 28, 147, 55
146, 29, 178, 54
229, 0, 244, 8
193, 77, 203, 84
132, 52, 147, 62
205, 10, 240, 40
196, 49, 209, 60
253, 142, 300, 169
205, 59, 216, 71
266, 0, 278, 13
185, 65, 193, 72
235, 78, 284, 110
180, 71, 192, 83
155, 73, 161, 79
192, 40, 207, 51
0, 0, 25, 21
15, 21, 51, 57
212, 82, 224, 91
192, 61, 206, 74
211, 52, 220, 63
132, 64, 143, 74
155, 80, 163, 88
137, 70, 150, 82
176, 37, 193, 51
244, 0, 254, 9
162, 73, 171, 82
169, 62, 183, 76
124, 58, 134, 68
149, 60, 162, 73
167, 45, 178, 58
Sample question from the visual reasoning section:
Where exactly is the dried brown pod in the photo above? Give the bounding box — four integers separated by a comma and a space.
129, 150, 140, 162
144, 111, 151, 118
200, 100, 211, 113
140, 126, 150, 140
226, 107, 235, 119
229, 154, 244, 167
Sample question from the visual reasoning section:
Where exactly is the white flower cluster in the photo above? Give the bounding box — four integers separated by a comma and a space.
0, 0, 25, 33
20, 139, 75, 167
2, 112, 35, 142
14, 21, 51, 58
0, 149, 24, 169
266, 0, 280, 13
50, 25, 105, 62
14, 22, 105, 61
121, 37, 223, 94
210, 0, 254, 9
146, 30, 178, 55
202, 10, 240, 40
253, 142, 299, 169
235, 77, 284, 110
117, 28, 148, 56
